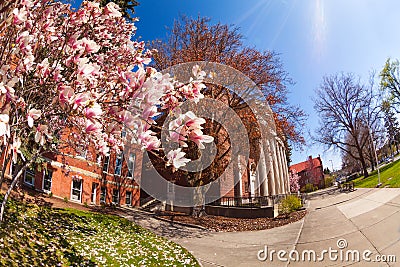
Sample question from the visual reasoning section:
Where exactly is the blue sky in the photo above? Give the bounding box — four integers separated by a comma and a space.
74, 0, 400, 170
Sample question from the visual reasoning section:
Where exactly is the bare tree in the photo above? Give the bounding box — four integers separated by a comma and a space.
314, 73, 382, 177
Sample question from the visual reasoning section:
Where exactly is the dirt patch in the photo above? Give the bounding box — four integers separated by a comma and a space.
1, 183, 121, 216
157, 210, 307, 232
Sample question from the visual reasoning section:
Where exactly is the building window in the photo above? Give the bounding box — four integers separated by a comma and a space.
24, 169, 35, 186
125, 191, 132, 206
42, 170, 52, 192
100, 187, 107, 204
91, 182, 98, 204
103, 155, 110, 173
127, 153, 135, 178
114, 153, 123, 175
112, 189, 119, 204
71, 179, 82, 202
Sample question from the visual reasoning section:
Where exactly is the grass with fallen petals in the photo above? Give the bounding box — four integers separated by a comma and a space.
0, 196, 199, 266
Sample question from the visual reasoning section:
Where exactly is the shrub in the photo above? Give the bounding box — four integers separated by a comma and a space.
324, 176, 334, 188
84, 202, 88, 208
301, 183, 318, 193
63, 197, 68, 203
279, 195, 302, 216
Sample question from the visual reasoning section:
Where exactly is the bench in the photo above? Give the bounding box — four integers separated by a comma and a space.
339, 182, 354, 192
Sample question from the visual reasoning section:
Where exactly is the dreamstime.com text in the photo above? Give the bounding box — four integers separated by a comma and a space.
257, 239, 396, 263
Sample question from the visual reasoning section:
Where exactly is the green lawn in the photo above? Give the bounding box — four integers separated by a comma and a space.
0, 197, 199, 267
353, 159, 400, 188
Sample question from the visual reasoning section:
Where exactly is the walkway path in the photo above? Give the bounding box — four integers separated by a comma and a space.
127, 188, 400, 267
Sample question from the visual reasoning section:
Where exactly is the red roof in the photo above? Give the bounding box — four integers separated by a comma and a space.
289, 156, 322, 173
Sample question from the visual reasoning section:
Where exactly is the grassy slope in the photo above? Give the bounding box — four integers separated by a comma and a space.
0, 197, 199, 267
353, 159, 400, 188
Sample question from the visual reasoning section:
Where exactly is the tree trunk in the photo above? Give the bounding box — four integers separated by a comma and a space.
0, 154, 11, 188
353, 136, 369, 178
0, 157, 37, 223
390, 140, 394, 159
191, 169, 212, 218
357, 146, 369, 178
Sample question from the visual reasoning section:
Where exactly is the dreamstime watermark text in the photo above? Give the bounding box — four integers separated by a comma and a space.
257, 239, 396, 263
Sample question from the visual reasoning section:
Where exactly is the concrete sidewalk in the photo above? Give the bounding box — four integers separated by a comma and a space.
169, 188, 400, 267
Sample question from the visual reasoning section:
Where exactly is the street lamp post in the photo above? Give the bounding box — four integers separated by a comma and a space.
366, 120, 381, 187
329, 159, 335, 187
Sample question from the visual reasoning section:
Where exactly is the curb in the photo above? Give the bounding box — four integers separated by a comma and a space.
117, 206, 155, 216
153, 215, 209, 231
116, 206, 209, 231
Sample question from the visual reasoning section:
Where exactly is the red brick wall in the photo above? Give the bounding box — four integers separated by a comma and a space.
5, 143, 144, 207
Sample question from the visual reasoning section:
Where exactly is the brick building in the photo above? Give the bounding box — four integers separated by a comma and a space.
289, 155, 325, 189
3, 137, 143, 207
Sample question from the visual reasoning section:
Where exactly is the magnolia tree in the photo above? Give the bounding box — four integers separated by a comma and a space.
0, 0, 212, 221
289, 171, 300, 193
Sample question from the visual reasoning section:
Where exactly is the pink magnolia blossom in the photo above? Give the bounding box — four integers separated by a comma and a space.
36, 58, 50, 79
73, 93, 90, 109
27, 108, 41, 128
104, 2, 122, 18
169, 111, 214, 149
0, 114, 10, 144
141, 105, 159, 122
85, 121, 101, 134
0, 1, 218, 220
13, 7, 28, 24
97, 139, 110, 155
85, 103, 102, 120
77, 60, 100, 82
166, 148, 191, 169
10, 136, 24, 164
289, 171, 300, 193
59, 86, 75, 105
189, 130, 214, 149
184, 111, 206, 130
138, 130, 161, 151
34, 124, 52, 146
1, 0, 211, 179
78, 38, 100, 54
0, 82, 7, 94
168, 116, 188, 146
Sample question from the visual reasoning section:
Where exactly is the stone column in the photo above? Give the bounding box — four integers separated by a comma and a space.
258, 141, 269, 196
275, 144, 282, 194
271, 139, 281, 195
237, 155, 243, 196
265, 139, 275, 196
274, 139, 282, 194
233, 156, 242, 197
275, 142, 283, 194
278, 144, 288, 194
281, 147, 290, 193
249, 164, 256, 197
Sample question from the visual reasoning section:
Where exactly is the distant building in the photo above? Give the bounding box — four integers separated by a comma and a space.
289, 155, 325, 190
